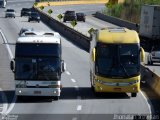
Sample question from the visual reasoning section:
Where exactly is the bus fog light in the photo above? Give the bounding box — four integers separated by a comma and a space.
54, 91, 57, 94
19, 90, 22, 93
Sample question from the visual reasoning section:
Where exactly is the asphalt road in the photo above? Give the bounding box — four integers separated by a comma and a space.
0, 1, 154, 120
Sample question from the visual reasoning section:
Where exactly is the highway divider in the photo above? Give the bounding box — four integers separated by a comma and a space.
33, 8, 91, 52
95, 12, 139, 32
141, 65, 160, 97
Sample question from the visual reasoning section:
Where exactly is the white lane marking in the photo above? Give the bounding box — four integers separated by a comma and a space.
0, 30, 15, 115
0, 88, 8, 114
72, 117, 78, 120
74, 86, 79, 91
71, 79, 76, 83
77, 105, 82, 111
140, 91, 152, 114
65, 71, 71, 75
0, 29, 14, 60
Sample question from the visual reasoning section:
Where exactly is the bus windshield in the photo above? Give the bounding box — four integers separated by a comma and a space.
96, 43, 140, 78
15, 58, 61, 80
15, 43, 61, 57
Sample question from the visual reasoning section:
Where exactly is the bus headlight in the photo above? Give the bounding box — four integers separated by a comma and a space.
96, 80, 104, 84
129, 80, 139, 85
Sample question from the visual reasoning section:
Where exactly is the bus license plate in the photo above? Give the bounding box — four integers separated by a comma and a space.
114, 88, 121, 91
34, 91, 41, 94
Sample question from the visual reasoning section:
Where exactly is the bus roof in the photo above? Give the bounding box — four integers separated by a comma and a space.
17, 31, 61, 44
97, 28, 139, 44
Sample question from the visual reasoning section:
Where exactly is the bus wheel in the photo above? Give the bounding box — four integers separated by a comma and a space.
17, 96, 24, 101
54, 96, 59, 101
131, 93, 137, 97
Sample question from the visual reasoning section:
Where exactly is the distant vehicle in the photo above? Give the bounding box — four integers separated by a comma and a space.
21, 8, 31, 17
10, 31, 66, 100
147, 47, 160, 65
63, 11, 77, 22
5, 9, 16, 18
139, 5, 160, 48
0, 0, 7, 8
90, 27, 145, 97
19, 28, 34, 36
76, 13, 86, 22
28, 12, 40, 23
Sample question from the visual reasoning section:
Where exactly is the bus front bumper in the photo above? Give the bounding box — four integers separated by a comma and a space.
15, 88, 61, 96
94, 81, 140, 93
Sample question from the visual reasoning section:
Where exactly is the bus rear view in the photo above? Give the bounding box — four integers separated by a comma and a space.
10, 31, 66, 100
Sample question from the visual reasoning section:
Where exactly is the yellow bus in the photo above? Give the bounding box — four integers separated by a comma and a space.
90, 27, 145, 97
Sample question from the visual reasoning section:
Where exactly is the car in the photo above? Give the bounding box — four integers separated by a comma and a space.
21, 8, 31, 17
5, 9, 15, 18
76, 13, 86, 22
147, 47, 160, 65
19, 28, 34, 36
63, 11, 77, 22
28, 12, 40, 23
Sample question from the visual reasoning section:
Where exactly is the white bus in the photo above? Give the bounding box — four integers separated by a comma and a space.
10, 31, 66, 100
0, 0, 6, 8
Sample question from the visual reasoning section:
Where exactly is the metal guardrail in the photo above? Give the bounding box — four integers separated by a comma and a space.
95, 12, 139, 32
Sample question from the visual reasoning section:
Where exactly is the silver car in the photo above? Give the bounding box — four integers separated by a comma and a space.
5, 9, 15, 18
19, 28, 34, 36
147, 47, 160, 65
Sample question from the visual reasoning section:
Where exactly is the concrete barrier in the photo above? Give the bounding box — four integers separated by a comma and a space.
34, 8, 90, 52
141, 65, 160, 97
95, 12, 139, 32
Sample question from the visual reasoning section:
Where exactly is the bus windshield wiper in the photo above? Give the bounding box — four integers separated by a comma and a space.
119, 62, 129, 77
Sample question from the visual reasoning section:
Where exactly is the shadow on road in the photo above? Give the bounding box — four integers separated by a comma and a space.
0, 87, 130, 104
61, 87, 130, 100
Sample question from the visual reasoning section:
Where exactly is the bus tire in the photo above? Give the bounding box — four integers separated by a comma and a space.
17, 96, 24, 101
131, 93, 137, 97
54, 96, 59, 101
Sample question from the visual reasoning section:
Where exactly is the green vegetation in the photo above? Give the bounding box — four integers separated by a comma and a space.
103, 0, 160, 23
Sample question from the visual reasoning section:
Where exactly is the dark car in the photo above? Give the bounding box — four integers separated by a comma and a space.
5, 9, 15, 18
76, 13, 86, 22
63, 11, 77, 22
19, 28, 34, 36
28, 12, 40, 23
21, 8, 31, 17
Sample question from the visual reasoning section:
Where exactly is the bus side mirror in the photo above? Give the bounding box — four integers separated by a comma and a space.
10, 59, 15, 72
92, 48, 96, 62
140, 47, 145, 62
61, 60, 66, 73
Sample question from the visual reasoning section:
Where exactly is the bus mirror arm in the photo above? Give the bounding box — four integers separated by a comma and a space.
92, 48, 96, 62
61, 60, 66, 73
10, 59, 15, 72
140, 47, 145, 63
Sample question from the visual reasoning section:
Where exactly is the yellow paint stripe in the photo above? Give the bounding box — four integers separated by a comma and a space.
36, 0, 108, 7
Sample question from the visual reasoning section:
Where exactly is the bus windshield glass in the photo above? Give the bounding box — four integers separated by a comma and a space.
15, 58, 61, 80
96, 43, 140, 78
15, 43, 61, 57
